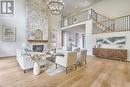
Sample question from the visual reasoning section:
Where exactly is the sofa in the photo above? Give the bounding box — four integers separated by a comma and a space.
16, 50, 46, 73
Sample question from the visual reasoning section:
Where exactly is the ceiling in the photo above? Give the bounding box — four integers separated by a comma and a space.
62, 0, 102, 17
43, 0, 102, 16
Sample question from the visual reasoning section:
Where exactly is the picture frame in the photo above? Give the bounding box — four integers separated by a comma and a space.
2, 26, 16, 42
96, 36, 126, 45
49, 30, 57, 43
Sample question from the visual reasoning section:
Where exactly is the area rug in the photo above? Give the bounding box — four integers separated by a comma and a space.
45, 61, 65, 76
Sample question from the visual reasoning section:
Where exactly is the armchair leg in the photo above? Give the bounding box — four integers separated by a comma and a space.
24, 70, 27, 73
79, 62, 82, 67
84, 60, 87, 64
56, 64, 58, 69
65, 68, 68, 74
74, 64, 77, 70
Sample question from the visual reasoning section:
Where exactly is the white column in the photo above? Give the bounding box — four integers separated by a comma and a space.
85, 20, 94, 55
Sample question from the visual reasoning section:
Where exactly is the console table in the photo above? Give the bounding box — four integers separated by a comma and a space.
93, 48, 127, 61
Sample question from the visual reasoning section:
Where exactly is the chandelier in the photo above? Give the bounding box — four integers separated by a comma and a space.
47, 0, 64, 15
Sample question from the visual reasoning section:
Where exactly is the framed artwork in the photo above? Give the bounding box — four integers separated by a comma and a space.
96, 36, 126, 45
2, 26, 16, 42
50, 31, 57, 43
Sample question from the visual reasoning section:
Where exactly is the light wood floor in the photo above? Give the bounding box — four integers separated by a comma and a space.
0, 57, 130, 87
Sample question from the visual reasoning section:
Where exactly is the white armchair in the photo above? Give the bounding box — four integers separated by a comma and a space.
55, 52, 77, 74
77, 49, 87, 65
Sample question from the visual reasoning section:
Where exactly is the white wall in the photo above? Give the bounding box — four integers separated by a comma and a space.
48, 13, 61, 48
91, 0, 130, 18
48, 14, 61, 30
85, 20, 130, 61
0, 0, 26, 57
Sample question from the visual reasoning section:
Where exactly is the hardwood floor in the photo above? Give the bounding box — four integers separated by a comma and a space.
0, 56, 130, 87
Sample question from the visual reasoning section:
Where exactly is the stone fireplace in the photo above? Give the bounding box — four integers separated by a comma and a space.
33, 45, 44, 52
28, 41, 48, 52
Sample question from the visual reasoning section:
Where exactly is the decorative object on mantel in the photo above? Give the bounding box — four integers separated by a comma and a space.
2, 26, 16, 42
96, 36, 126, 45
97, 44, 101, 48
47, 0, 64, 15
27, 29, 44, 40
118, 45, 124, 49
35, 29, 43, 40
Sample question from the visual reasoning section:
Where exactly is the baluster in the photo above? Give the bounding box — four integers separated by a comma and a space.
126, 16, 127, 31
125, 16, 127, 31
122, 18, 124, 31
110, 20, 112, 30
126, 16, 128, 31
122, 18, 123, 31
110, 20, 111, 30
116, 19, 119, 31
123, 17, 124, 31
123, 17, 126, 31
86, 11, 89, 21
70, 17, 72, 25
119, 19, 121, 31
113, 20, 115, 31
124, 17, 126, 31
128, 16, 130, 30
111, 20, 113, 30
127, 16, 129, 31
120, 18, 122, 31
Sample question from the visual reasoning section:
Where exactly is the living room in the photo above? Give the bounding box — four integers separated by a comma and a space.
0, 0, 130, 87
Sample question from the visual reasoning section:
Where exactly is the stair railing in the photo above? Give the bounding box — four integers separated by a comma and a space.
99, 15, 130, 33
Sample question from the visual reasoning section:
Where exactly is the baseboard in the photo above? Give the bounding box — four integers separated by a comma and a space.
0, 56, 16, 58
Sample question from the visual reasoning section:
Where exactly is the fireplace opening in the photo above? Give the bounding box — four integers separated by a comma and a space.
33, 45, 44, 52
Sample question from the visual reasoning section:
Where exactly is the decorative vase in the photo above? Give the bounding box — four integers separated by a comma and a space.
33, 62, 40, 75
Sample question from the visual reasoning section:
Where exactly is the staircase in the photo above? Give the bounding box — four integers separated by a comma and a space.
93, 15, 130, 34
93, 21, 114, 33
61, 9, 130, 34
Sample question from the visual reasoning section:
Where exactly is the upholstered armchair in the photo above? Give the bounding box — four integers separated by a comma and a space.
55, 52, 77, 74
77, 49, 87, 65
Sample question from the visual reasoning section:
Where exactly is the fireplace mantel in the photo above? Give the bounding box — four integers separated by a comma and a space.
28, 40, 48, 43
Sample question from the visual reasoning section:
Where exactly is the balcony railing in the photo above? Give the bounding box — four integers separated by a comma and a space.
61, 9, 130, 34
61, 9, 110, 28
